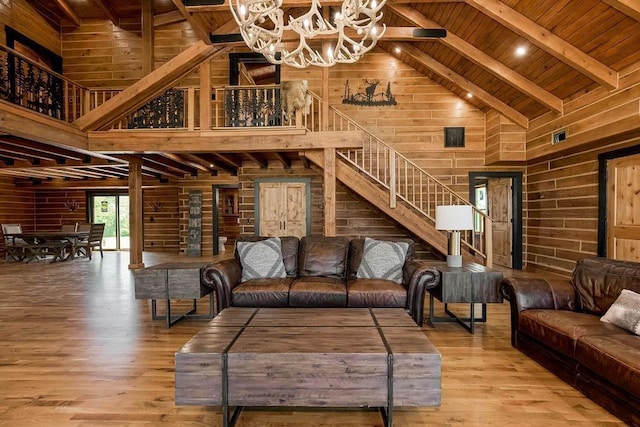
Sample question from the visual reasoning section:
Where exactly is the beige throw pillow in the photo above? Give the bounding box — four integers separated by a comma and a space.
600, 289, 640, 336
356, 238, 409, 284
236, 237, 287, 282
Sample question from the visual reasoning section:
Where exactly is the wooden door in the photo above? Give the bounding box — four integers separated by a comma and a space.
258, 183, 283, 237
258, 181, 308, 238
607, 153, 640, 262
488, 178, 512, 268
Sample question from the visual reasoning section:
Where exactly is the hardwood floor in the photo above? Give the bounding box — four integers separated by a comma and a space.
0, 252, 625, 426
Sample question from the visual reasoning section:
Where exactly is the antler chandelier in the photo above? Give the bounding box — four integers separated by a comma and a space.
230, 0, 386, 68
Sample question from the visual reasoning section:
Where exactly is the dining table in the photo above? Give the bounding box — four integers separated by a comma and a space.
4, 230, 90, 263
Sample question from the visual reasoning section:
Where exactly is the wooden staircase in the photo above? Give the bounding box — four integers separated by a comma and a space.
303, 94, 492, 266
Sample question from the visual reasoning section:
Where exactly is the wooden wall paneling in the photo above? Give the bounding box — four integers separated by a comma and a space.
143, 186, 179, 251
34, 189, 87, 231
0, 0, 61, 55
485, 111, 526, 165
0, 177, 35, 260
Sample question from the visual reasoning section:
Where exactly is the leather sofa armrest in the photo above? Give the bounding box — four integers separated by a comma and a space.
500, 277, 576, 347
201, 258, 242, 313
403, 260, 440, 326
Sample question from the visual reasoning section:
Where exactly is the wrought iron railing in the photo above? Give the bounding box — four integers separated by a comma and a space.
89, 88, 196, 129
214, 85, 282, 128
0, 45, 89, 122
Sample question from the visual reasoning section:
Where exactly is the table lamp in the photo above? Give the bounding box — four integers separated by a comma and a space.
435, 205, 474, 268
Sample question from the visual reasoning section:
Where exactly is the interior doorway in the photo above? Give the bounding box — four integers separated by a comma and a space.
469, 172, 522, 270
213, 185, 240, 256
87, 192, 130, 251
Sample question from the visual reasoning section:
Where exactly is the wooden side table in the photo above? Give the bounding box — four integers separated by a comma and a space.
427, 262, 503, 334
134, 262, 214, 328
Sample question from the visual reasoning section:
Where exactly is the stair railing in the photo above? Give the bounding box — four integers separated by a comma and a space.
308, 92, 492, 265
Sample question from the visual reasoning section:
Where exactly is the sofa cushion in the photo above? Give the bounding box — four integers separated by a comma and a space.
231, 277, 293, 307
520, 309, 624, 358
237, 237, 287, 282
572, 257, 640, 315
356, 238, 409, 284
289, 277, 347, 307
347, 279, 407, 308
298, 236, 350, 280
235, 236, 299, 277
575, 333, 640, 398
348, 237, 414, 280
601, 289, 640, 335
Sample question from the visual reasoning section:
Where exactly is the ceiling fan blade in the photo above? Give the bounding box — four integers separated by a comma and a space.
413, 28, 447, 38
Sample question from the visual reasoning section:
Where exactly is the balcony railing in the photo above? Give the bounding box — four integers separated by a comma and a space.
0, 45, 89, 122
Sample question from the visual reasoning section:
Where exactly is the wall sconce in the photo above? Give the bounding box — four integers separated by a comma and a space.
63, 199, 80, 212
149, 201, 163, 212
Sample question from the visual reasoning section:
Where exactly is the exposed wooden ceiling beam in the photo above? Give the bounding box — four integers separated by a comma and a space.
244, 153, 268, 168
145, 153, 199, 176
395, 42, 528, 128
197, 154, 238, 174
94, 0, 119, 25
74, 42, 231, 131
0, 136, 87, 162
0, 144, 62, 163
603, 0, 640, 22
388, 5, 563, 113
274, 152, 292, 169
52, 0, 81, 27
154, 10, 186, 28
88, 130, 364, 152
170, 0, 213, 43
187, 0, 463, 9
465, 0, 618, 89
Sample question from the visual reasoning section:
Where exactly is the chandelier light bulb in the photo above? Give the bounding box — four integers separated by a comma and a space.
371, 26, 377, 36
372, 0, 377, 7
239, 4, 246, 17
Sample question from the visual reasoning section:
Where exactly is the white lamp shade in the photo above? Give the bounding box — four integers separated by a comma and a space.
435, 205, 474, 231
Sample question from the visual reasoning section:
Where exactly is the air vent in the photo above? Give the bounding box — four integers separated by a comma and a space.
552, 130, 567, 144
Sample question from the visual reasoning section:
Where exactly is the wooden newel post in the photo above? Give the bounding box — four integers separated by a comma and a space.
129, 157, 145, 270
324, 148, 336, 236
389, 148, 397, 208
484, 215, 493, 268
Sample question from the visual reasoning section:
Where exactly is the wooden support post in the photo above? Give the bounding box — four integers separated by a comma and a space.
129, 157, 145, 269
199, 60, 211, 130
324, 148, 336, 236
389, 149, 397, 208
142, 0, 154, 75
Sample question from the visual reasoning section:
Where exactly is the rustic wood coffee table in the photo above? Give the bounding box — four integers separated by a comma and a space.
175, 307, 441, 427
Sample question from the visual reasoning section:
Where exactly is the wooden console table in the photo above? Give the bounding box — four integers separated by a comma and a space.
134, 262, 214, 328
427, 262, 503, 334
175, 307, 441, 427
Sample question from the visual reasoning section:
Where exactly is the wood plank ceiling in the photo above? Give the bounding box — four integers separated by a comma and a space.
7, 0, 640, 184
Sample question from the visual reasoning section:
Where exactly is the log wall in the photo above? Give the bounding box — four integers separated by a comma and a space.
0, 0, 60, 55
143, 186, 179, 251
0, 176, 35, 260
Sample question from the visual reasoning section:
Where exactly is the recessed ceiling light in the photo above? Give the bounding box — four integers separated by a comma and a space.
466, 92, 473, 99
209, 164, 214, 168
394, 47, 401, 53
515, 46, 527, 57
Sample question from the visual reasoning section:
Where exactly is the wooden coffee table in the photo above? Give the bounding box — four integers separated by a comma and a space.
175, 307, 441, 427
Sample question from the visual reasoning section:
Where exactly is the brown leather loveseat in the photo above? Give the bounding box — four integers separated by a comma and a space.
201, 236, 440, 325
501, 258, 640, 426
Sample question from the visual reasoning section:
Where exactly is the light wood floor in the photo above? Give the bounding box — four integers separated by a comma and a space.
0, 252, 625, 426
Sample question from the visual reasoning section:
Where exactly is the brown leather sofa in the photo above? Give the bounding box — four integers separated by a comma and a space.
501, 258, 640, 426
201, 236, 440, 325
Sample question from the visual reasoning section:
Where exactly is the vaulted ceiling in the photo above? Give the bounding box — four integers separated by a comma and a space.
9, 0, 640, 184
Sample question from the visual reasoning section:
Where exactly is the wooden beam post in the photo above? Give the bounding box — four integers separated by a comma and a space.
128, 157, 145, 269
142, 0, 154, 75
322, 43, 330, 131
199, 60, 212, 130
484, 215, 493, 268
323, 148, 336, 236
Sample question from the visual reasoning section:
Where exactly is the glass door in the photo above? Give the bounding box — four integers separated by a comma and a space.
90, 193, 130, 250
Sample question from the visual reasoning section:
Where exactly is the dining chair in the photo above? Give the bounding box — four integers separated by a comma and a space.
60, 223, 77, 232
2, 223, 26, 261
76, 223, 91, 233
75, 223, 105, 260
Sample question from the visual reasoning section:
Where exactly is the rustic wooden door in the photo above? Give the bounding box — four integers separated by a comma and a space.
258, 181, 308, 238
488, 178, 512, 268
607, 153, 640, 262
